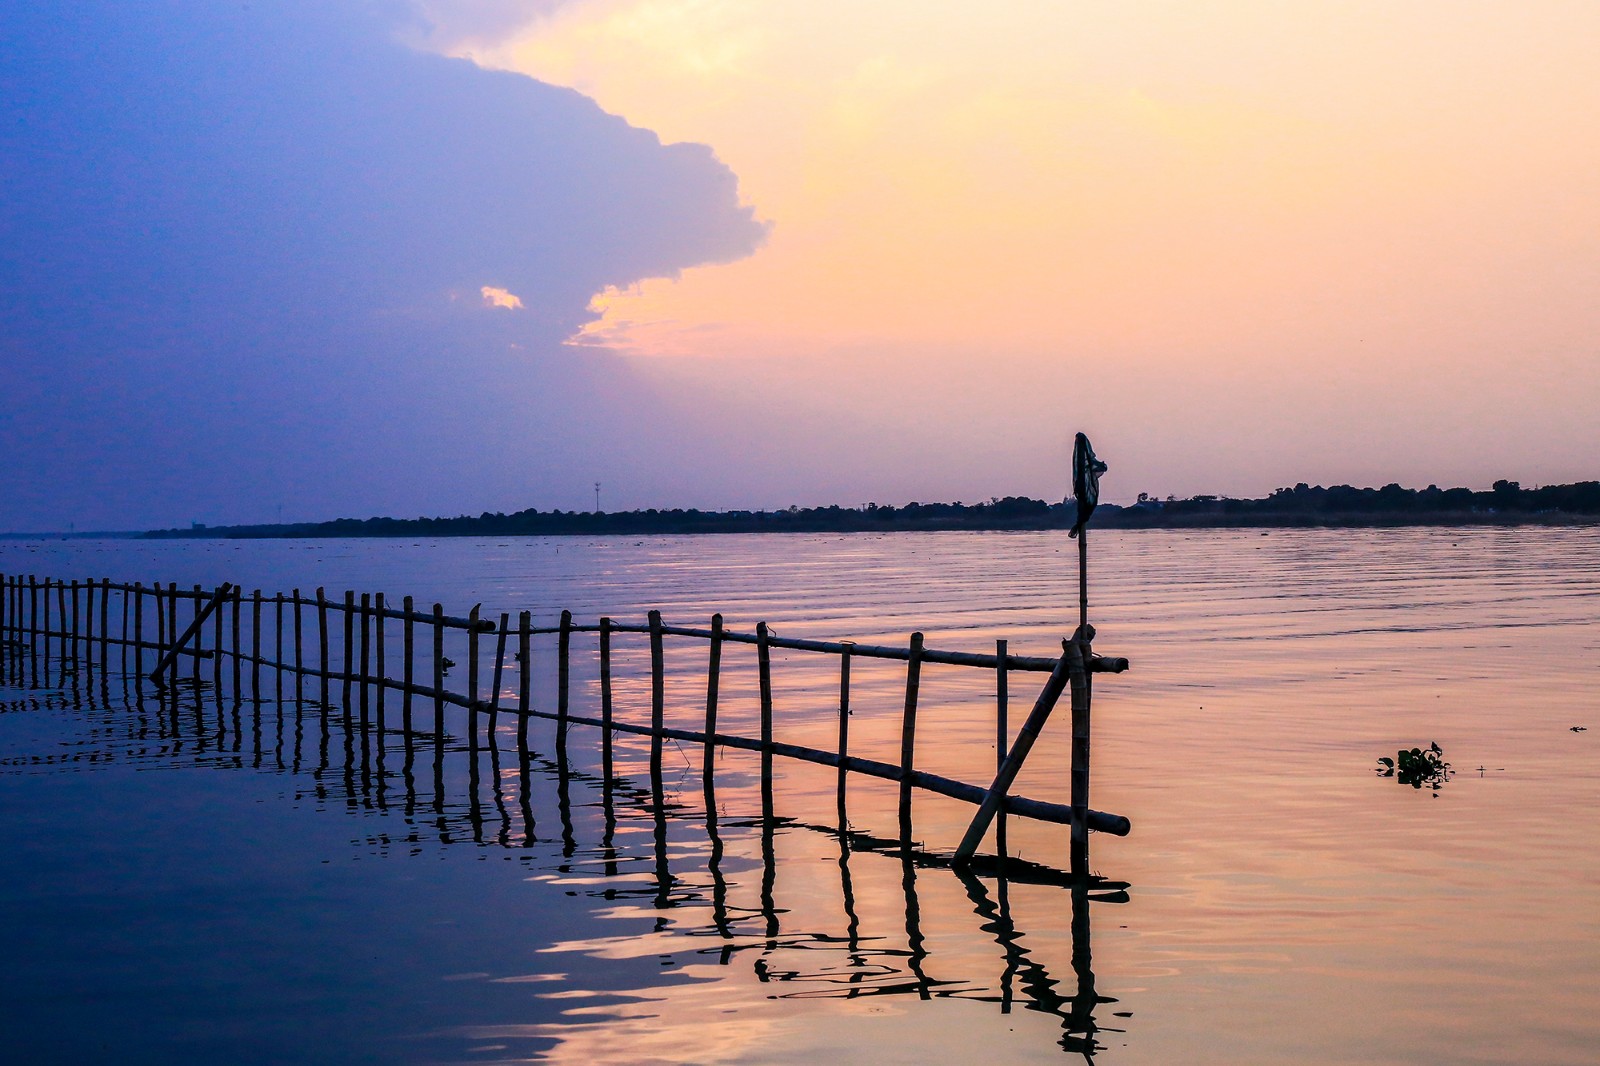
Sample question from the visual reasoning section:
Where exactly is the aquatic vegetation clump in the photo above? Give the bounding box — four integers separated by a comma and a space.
1376, 742, 1453, 790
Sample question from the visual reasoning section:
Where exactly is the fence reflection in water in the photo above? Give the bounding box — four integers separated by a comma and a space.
2, 606, 1129, 1060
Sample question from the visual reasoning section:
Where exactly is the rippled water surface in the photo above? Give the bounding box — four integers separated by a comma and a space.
2, 529, 1597, 1064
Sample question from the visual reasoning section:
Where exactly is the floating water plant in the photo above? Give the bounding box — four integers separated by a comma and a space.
1376, 742, 1453, 790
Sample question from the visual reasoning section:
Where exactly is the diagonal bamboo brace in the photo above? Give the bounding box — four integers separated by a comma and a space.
148, 582, 233, 685
953, 640, 1074, 863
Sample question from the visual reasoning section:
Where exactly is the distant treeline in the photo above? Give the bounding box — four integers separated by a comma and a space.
143, 479, 1600, 539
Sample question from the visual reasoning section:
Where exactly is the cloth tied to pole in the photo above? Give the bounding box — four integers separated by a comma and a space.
1069, 432, 1107, 538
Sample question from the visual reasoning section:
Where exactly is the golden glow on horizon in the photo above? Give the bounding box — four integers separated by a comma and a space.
453, 0, 1599, 378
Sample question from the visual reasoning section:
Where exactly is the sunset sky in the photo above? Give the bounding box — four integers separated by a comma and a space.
4, 1, 1597, 530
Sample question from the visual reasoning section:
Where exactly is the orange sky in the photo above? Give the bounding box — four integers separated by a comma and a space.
419, 1, 1600, 503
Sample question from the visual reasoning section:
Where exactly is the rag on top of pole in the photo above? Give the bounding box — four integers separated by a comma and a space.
1069, 433, 1107, 635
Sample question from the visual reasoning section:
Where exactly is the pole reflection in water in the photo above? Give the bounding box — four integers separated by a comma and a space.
0, 649, 1127, 1062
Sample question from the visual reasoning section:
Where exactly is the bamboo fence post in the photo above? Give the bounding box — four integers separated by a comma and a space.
756, 621, 773, 754
996, 638, 1009, 857
166, 584, 178, 689
648, 610, 666, 773
374, 593, 386, 736
431, 603, 445, 748
132, 582, 144, 687
838, 640, 854, 814
28, 577, 38, 683
1068, 637, 1092, 878
274, 593, 284, 705
230, 585, 241, 694
316, 588, 330, 710
359, 592, 372, 724
342, 590, 356, 715
402, 596, 415, 736
191, 584, 202, 692
489, 611, 508, 734
467, 604, 482, 729
291, 589, 304, 703
516, 611, 531, 751
120, 581, 130, 678
211, 584, 224, 696
82, 579, 93, 674
599, 616, 613, 781
900, 632, 925, 792
556, 609, 572, 745
1, 575, 8, 680
100, 578, 111, 675
66, 579, 77, 667
57, 580, 68, 666
704, 613, 723, 785
250, 591, 262, 702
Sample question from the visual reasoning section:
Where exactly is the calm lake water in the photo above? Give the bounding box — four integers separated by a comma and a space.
2, 529, 1597, 1064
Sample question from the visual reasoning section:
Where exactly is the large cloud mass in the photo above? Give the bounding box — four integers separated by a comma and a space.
0, 2, 767, 531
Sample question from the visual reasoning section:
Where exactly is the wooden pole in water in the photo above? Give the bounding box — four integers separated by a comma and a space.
274, 593, 284, 705
28, 577, 38, 683
82, 579, 93, 675
900, 632, 925, 792
556, 609, 572, 745
649, 609, 665, 774
402, 596, 415, 735
359, 592, 372, 724
227, 588, 240, 699
132, 582, 143, 686
431, 603, 445, 747
996, 638, 1009, 857
99, 578, 110, 676
211, 585, 224, 695
291, 589, 304, 703
250, 591, 262, 702
67, 580, 77, 667
837, 641, 853, 808
191, 584, 202, 692
467, 604, 481, 737
342, 590, 356, 714
316, 588, 330, 710
1068, 638, 1092, 877
58, 580, 68, 666
166, 584, 178, 689
599, 616, 614, 780
374, 593, 387, 736
489, 611, 508, 734
756, 621, 773, 754
703, 613, 723, 785
516, 611, 531, 752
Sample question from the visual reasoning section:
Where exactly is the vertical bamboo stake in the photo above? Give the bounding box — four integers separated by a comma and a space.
374, 593, 387, 737
274, 593, 284, 706
899, 632, 925, 792
316, 588, 330, 710
100, 578, 110, 675
1069, 638, 1092, 878
402, 596, 415, 736
58, 580, 68, 666
556, 609, 572, 746
291, 589, 304, 703
132, 582, 144, 689
648, 609, 666, 774
224, 588, 238, 698
996, 638, 1009, 857
599, 616, 613, 782
167, 584, 178, 689
431, 603, 445, 747
211, 585, 223, 696
82, 579, 93, 675
342, 590, 356, 715
120, 581, 130, 679
703, 613, 723, 785
756, 621, 773, 754
250, 591, 262, 702
28, 577, 39, 684
837, 641, 853, 816
516, 611, 531, 752
489, 611, 508, 734
467, 604, 481, 730
67, 580, 77, 667
359, 592, 372, 724
191, 584, 202, 693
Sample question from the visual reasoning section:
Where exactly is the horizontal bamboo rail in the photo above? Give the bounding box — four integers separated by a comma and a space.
0, 571, 1131, 860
